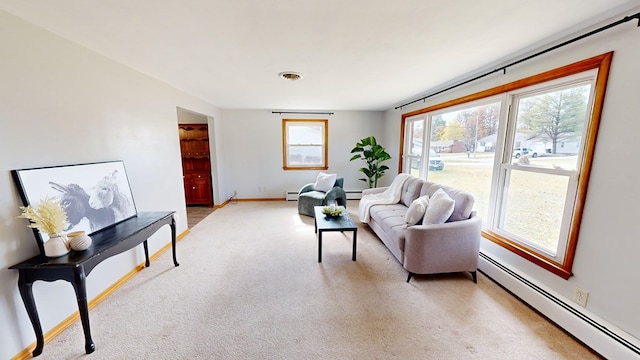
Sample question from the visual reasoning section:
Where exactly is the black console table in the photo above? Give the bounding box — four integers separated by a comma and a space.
9, 211, 178, 357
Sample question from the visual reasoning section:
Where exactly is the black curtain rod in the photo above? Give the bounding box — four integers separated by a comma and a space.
395, 11, 640, 110
272, 111, 334, 115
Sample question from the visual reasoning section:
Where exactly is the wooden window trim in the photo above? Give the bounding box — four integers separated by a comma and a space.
282, 119, 329, 170
399, 52, 613, 278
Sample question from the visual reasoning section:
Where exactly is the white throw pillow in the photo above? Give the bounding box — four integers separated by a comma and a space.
403, 195, 430, 229
422, 188, 455, 225
314, 173, 337, 192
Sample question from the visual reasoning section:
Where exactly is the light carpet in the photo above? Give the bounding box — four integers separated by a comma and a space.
35, 201, 600, 359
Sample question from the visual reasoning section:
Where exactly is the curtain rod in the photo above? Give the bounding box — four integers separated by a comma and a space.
395, 11, 640, 110
272, 111, 334, 115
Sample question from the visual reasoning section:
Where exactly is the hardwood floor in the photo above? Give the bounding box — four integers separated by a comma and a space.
186, 206, 215, 228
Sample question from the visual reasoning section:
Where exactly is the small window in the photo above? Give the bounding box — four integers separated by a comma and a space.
282, 119, 328, 170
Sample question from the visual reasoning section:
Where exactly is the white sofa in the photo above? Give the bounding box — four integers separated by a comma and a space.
362, 175, 482, 282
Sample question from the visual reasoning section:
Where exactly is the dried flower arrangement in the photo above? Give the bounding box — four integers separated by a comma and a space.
18, 196, 68, 235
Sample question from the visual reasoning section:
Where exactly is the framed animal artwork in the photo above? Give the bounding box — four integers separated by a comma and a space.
12, 160, 137, 254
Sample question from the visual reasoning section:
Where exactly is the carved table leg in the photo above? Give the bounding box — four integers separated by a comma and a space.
143, 240, 150, 267
17, 272, 44, 357
71, 267, 95, 354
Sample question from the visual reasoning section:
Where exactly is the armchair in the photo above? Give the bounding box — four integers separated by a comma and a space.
297, 177, 347, 217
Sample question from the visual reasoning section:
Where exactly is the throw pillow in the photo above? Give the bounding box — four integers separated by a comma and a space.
314, 172, 337, 192
422, 188, 455, 225
403, 195, 430, 229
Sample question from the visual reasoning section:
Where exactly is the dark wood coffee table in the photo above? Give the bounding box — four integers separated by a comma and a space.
313, 206, 357, 262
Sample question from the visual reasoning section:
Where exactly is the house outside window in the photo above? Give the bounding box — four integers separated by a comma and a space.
282, 119, 328, 170
400, 53, 612, 278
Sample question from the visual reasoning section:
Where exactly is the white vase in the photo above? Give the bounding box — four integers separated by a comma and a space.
67, 230, 92, 251
44, 233, 70, 257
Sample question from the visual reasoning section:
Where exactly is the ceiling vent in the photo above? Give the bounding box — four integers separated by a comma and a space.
279, 71, 303, 81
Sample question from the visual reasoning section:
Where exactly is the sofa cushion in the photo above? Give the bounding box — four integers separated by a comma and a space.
423, 188, 455, 225
403, 195, 430, 228
369, 203, 408, 251
314, 173, 336, 192
299, 190, 327, 200
399, 177, 423, 207
420, 182, 474, 222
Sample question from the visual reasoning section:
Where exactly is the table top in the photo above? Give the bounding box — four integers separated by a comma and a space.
10, 211, 174, 270
314, 206, 357, 231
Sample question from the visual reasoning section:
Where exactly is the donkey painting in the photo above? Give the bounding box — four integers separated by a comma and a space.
50, 182, 116, 232
88, 170, 135, 222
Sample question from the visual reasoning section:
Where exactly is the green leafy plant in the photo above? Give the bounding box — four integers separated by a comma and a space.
350, 136, 392, 188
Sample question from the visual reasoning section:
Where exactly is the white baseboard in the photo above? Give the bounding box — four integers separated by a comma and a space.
479, 251, 640, 359
345, 191, 362, 200
285, 190, 362, 201
285, 191, 297, 201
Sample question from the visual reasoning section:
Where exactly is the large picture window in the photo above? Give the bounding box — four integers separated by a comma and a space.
282, 119, 328, 170
400, 53, 612, 278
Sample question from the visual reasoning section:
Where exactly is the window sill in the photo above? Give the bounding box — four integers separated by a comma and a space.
483, 230, 572, 279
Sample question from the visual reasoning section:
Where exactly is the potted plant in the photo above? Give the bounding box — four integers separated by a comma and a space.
350, 136, 392, 188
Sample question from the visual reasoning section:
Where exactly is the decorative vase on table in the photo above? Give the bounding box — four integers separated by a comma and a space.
43, 233, 70, 258
67, 230, 93, 251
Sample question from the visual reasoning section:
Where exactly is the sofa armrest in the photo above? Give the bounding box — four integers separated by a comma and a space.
403, 212, 482, 274
325, 186, 347, 205
362, 186, 388, 196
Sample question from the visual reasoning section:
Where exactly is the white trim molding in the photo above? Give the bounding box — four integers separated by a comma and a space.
479, 251, 640, 359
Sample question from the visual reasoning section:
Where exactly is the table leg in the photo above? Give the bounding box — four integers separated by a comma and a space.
352, 230, 357, 261
71, 267, 95, 354
171, 216, 180, 266
17, 272, 44, 357
143, 240, 150, 267
318, 231, 323, 263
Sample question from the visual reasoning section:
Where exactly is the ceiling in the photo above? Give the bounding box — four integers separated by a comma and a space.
1, 1, 638, 111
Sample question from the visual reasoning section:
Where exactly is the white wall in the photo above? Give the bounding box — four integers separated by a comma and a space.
384, 9, 640, 357
0, 10, 222, 358
219, 110, 385, 200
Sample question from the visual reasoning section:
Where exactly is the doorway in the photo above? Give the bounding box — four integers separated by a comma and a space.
177, 108, 216, 227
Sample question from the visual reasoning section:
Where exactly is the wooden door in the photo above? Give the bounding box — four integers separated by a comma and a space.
179, 124, 213, 206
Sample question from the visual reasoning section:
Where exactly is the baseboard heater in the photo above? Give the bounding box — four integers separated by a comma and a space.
479, 251, 640, 357
285, 190, 362, 201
